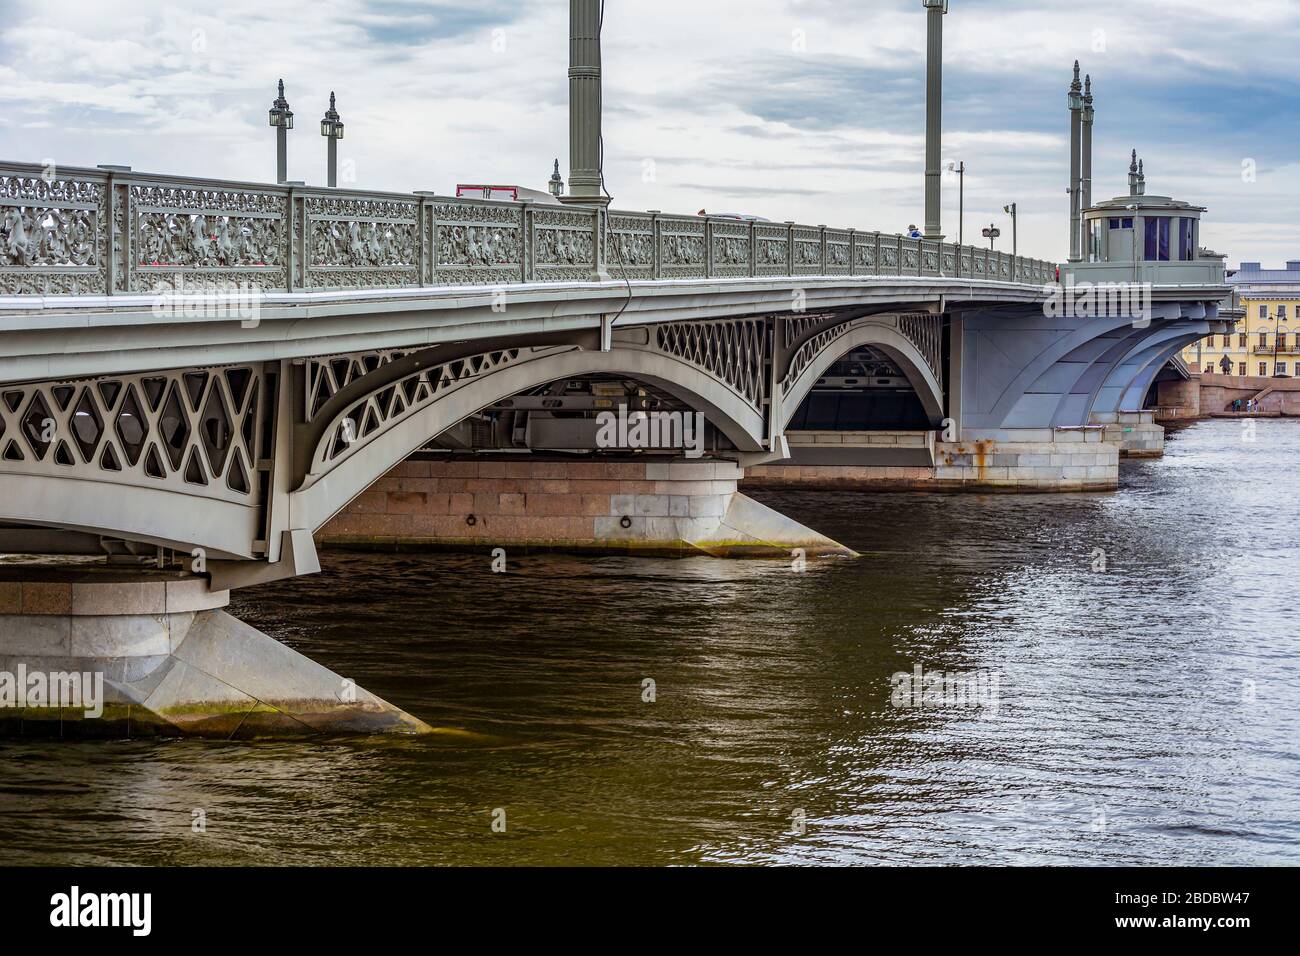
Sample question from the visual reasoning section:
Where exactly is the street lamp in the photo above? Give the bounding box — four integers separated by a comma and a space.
1271, 307, 1289, 378
548, 158, 565, 199
946, 160, 965, 246
268, 79, 293, 184
982, 223, 1000, 250
1003, 202, 1017, 278
320, 92, 344, 188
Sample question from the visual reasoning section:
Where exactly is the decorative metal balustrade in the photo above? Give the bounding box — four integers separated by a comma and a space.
0, 161, 1057, 297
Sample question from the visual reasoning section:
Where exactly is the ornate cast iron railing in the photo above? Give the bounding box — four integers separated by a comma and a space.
0, 161, 1056, 297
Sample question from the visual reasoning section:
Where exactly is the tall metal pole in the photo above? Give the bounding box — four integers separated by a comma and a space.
958, 161, 964, 246
561, 0, 609, 206
1081, 74, 1094, 259
321, 92, 343, 188
1273, 309, 1282, 376
922, 0, 948, 240
278, 127, 288, 185
1067, 62, 1083, 262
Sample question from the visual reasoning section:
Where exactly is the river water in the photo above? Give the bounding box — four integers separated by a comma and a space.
2, 417, 1297, 865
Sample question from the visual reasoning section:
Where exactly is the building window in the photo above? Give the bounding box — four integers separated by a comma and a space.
1280, 305, 1289, 319
1178, 217, 1194, 261
1281, 333, 1289, 350
1144, 217, 1171, 261
1260, 305, 1269, 319
1239, 362, 1246, 375
1259, 331, 1268, 348
1239, 333, 1247, 348
1222, 334, 1232, 348
1260, 362, 1268, 375
1279, 362, 1289, 375
1205, 363, 1214, 373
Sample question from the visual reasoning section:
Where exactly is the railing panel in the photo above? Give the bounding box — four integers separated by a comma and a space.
754, 222, 790, 278
0, 166, 109, 295
657, 215, 707, 280
792, 226, 822, 276
531, 205, 598, 283
301, 191, 419, 291
825, 229, 852, 276
901, 237, 921, 276
942, 243, 958, 277
130, 180, 292, 293
432, 197, 525, 287
0, 161, 1058, 296
606, 212, 656, 281
709, 218, 751, 279
921, 239, 941, 277
853, 231, 880, 276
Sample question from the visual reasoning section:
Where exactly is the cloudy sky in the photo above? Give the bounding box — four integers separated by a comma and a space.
1, 0, 1296, 266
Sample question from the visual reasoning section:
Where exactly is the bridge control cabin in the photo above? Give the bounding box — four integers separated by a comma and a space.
1064, 152, 1228, 289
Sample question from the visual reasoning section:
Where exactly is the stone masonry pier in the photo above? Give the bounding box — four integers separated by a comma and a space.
0, 566, 429, 738
319, 457, 855, 557
745, 427, 1121, 492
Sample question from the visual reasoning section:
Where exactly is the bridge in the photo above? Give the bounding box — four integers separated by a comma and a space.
0, 0, 1231, 737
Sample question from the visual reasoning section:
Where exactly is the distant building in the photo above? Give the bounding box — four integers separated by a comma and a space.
1183, 262, 1300, 377
454, 159, 566, 205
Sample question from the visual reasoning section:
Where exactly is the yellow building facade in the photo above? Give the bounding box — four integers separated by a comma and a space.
1183, 262, 1300, 376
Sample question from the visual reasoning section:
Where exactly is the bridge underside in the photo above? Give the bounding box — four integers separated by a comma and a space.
0, 297, 1228, 572
0, 308, 950, 568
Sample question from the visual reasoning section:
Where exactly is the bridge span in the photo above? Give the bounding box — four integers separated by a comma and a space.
0, 156, 1229, 735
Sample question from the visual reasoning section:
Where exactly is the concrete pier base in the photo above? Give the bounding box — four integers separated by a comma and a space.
1092, 411, 1165, 458
934, 428, 1119, 490
745, 428, 1120, 492
0, 567, 430, 738
320, 456, 855, 557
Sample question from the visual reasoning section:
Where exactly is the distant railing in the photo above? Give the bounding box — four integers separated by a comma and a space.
0, 161, 1056, 297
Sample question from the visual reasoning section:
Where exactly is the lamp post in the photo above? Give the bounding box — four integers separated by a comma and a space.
548, 158, 565, 199
922, 0, 949, 240
1003, 202, 1017, 277
320, 92, 344, 188
268, 79, 293, 184
982, 223, 1000, 250
1272, 307, 1285, 377
947, 160, 965, 246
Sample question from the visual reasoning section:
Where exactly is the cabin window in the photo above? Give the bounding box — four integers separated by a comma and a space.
1144, 217, 1171, 261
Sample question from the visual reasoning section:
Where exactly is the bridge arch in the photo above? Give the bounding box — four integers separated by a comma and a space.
985, 306, 1191, 429
1087, 322, 1212, 418
1118, 332, 1212, 412
291, 343, 768, 532
1044, 321, 1182, 426
777, 317, 945, 430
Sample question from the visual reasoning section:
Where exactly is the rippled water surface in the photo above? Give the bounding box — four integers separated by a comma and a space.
3, 418, 1298, 865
